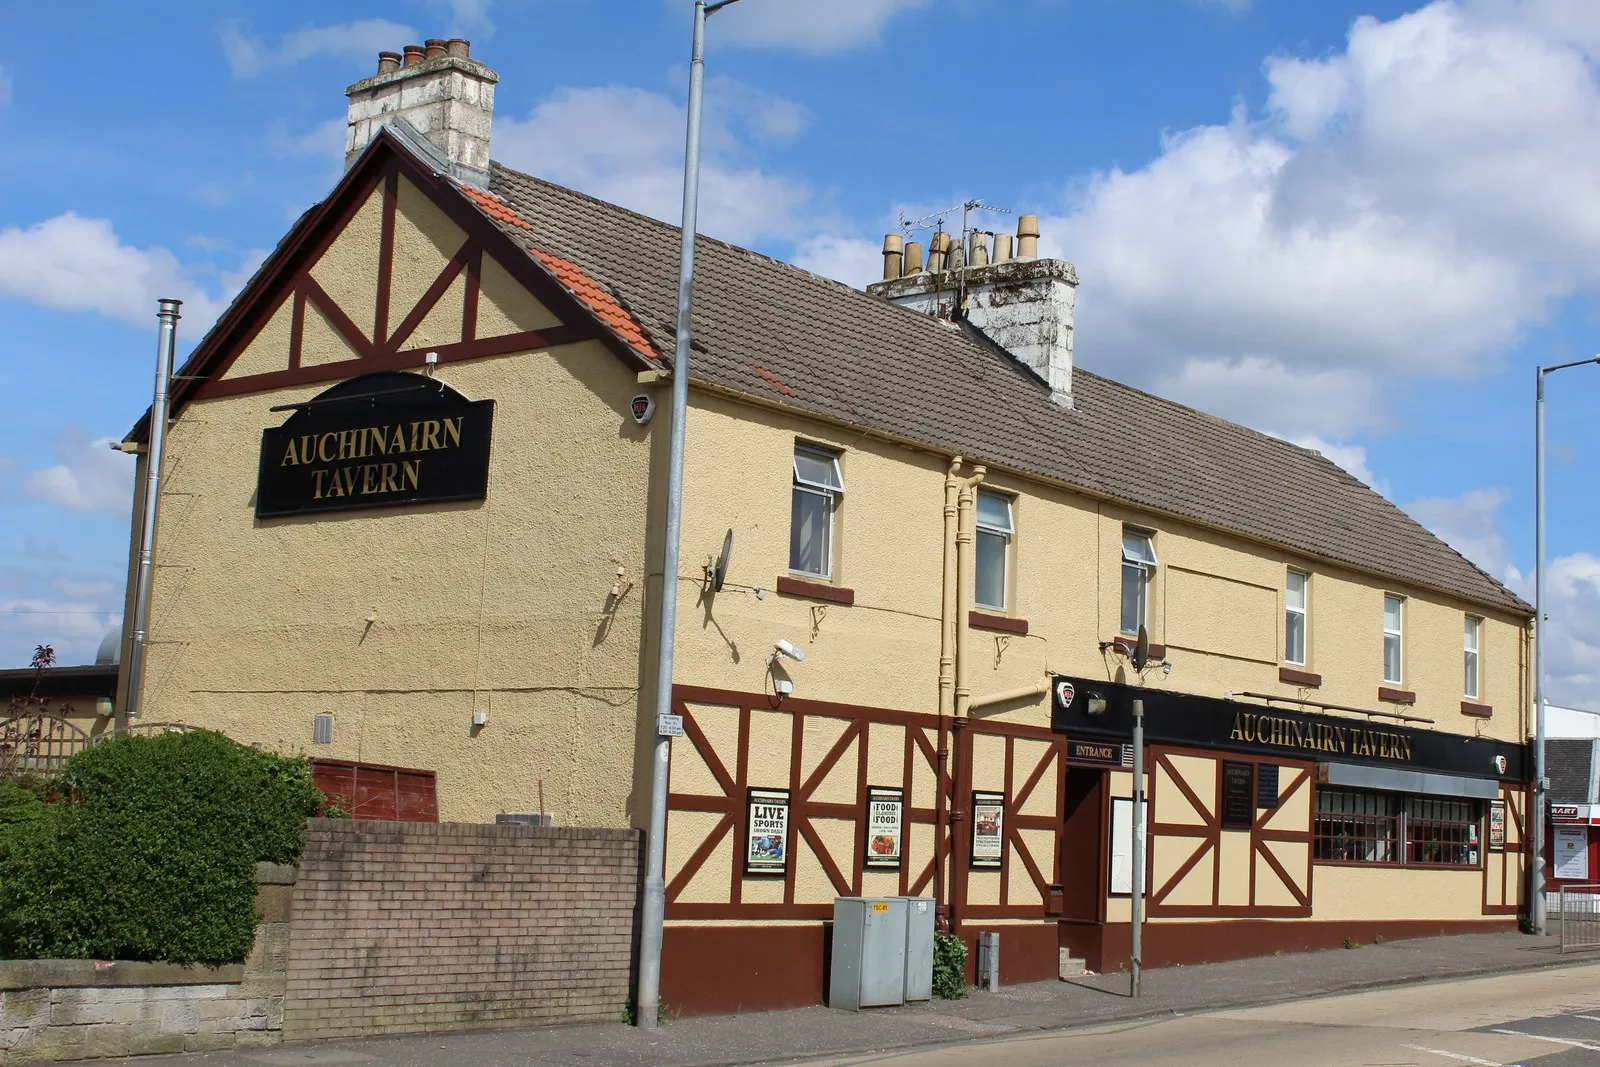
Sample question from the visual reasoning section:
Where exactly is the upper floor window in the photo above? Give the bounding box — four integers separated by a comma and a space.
1383, 594, 1404, 684
1121, 529, 1158, 635
974, 490, 1014, 611
790, 444, 844, 579
1464, 616, 1482, 699
1285, 569, 1308, 666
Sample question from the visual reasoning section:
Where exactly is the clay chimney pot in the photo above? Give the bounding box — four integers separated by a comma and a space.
447, 39, 470, 57
424, 39, 448, 59
402, 44, 426, 66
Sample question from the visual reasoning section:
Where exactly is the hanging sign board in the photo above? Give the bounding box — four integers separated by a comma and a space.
864, 786, 904, 870
1067, 739, 1126, 767
971, 791, 1005, 869
257, 372, 494, 519
744, 788, 790, 876
1554, 826, 1589, 881
1488, 799, 1506, 851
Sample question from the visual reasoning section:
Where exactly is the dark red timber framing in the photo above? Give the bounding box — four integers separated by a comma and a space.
126, 126, 656, 442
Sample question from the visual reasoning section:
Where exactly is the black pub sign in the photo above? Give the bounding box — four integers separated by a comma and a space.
256, 372, 494, 519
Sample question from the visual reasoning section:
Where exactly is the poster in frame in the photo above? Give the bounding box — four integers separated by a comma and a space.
1488, 799, 1506, 852
971, 791, 1005, 870
864, 786, 904, 870
744, 788, 791, 876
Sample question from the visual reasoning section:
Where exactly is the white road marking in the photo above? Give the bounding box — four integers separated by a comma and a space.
1402, 1044, 1504, 1066
1569, 1013, 1600, 1022
1490, 1028, 1600, 1051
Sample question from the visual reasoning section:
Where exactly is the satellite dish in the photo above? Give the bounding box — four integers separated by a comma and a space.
1132, 625, 1151, 672
711, 528, 734, 592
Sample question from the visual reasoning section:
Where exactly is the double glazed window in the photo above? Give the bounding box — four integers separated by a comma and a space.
1382, 594, 1404, 684
1314, 788, 1479, 867
790, 444, 844, 579
1285, 569, 1308, 665
974, 490, 1014, 611
1464, 616, 1482, 699
1121, 530, 1158, 634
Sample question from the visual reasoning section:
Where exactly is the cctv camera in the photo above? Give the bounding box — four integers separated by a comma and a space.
774, 639, 806, 662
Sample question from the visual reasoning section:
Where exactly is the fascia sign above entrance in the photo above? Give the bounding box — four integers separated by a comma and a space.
256, 372, 494, 519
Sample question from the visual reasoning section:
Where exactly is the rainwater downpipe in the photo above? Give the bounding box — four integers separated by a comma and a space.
123, 298, 181, 724
949, 465, 984, 936
935, 457, 962, 922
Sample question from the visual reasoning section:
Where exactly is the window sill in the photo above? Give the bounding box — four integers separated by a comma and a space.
1313, 858, 1480, 871
1460, 701, 1493, 719
776, 575, 854, 606
1377, 686, 1416, 705
1111, 635, 1167, 659
1279, 666, 1322, 688
970, 611, 1028, 636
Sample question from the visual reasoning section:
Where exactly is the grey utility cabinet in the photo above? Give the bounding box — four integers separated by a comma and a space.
828, 897, 907, 1010
900, 897, 935, 1002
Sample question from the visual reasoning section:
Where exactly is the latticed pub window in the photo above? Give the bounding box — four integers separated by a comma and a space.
1406, 796, 1479, 867
1314, 788, 1399, 863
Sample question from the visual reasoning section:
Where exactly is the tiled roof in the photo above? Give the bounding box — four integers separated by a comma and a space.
1548, 739, 1595, 804
459, 184, 659, 361
484, 163, 1530, 617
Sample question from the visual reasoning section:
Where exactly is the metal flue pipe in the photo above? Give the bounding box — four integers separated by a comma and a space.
636, 0, 742, 1030
124, 298, 181, 723
1130, 698, 1146, 997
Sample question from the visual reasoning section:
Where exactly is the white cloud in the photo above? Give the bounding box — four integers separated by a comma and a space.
219, 18, 415, 78
494, 84, 813, 246
792, 235, 882, 289
0, 599, 121, 669
0, 213, 262, 333
27, 430, 135, 514
0, 64, 12, 109
1294, 436, 1390, 495
707, 0, 929, 54
1506, 552, 1600, 707
429, 0, 494, 38
1405, 487, 1511, 578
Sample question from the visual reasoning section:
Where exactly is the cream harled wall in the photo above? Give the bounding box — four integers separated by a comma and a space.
674, 390, 1528, 742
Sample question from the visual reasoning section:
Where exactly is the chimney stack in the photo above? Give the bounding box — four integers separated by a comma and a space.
866, 215, 1077, 408
345, 39, 499, 189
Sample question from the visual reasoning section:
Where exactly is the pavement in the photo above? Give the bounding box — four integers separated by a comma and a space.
76, 931, 1597, 1067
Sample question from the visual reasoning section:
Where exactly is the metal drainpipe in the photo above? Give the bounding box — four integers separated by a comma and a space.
949, 467, 984, 939
123, 299, 181, 724
934, 457, 962, 925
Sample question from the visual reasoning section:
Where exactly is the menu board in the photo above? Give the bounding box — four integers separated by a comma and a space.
1221, 762, 1254, 829
864, 787, 904, 870
971, 791, 1004, 869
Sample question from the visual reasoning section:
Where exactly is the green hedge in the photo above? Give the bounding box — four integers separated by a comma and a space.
0, 730, 323, 965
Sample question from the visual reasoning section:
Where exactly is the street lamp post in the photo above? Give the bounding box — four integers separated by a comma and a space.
1532, 355, 1600, 936
636, 0, 745, 1030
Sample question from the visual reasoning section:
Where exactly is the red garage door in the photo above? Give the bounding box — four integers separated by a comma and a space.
310, 759, 439, 822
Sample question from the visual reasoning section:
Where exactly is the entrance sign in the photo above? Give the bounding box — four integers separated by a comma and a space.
1067, 739, 1126, 767
971, 791, 1004, 869
863, 786, 904, 870
257, 372, 494, 519
1554, 826, 1589, 881
744, 788, 790, 876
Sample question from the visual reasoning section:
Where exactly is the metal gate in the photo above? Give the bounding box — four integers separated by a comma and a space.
1559, 884, 1600, 953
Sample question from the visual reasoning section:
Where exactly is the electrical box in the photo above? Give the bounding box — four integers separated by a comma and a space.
828, 897, 907, 1011
900, 897, 935, 1002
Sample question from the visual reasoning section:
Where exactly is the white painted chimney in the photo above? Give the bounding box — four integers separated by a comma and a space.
345, 38, 498, 188
867, 214, 1078, 408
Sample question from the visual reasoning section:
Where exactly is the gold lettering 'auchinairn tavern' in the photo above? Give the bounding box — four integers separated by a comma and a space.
279, 416, 464, 500
1229, 711, 1414, 762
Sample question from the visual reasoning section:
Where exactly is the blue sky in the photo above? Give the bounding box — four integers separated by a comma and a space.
3, 0, 1599, 705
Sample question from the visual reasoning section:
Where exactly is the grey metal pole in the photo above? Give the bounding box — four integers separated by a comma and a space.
1130, 698, 1145, 997
123, 298, 181, 724
1533, 365, 1547, 936
637, 0, 742, 1029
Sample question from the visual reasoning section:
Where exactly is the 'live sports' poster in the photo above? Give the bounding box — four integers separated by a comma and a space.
745, 788, 790, 875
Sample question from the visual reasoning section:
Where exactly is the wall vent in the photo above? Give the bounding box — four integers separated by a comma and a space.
312, 714, 334, 745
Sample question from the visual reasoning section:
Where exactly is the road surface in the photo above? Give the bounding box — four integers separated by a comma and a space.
802, 963, 1600, 1067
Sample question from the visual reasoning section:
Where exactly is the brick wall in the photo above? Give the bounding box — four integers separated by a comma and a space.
284, 820, 641, 1040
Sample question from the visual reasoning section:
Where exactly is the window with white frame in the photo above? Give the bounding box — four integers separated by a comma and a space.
1285, 569, 1308, 666
1121, 529, 1158, 635
1383, 594, 1404, 685
790, 444, 844, 578
1464, 615, 1482, 699
974, 490, 1014, 611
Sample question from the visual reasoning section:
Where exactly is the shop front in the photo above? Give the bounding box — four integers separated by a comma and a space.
1050, 677, 1529, 971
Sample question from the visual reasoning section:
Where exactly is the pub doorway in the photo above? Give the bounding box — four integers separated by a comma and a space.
1059, 766, 1106, 923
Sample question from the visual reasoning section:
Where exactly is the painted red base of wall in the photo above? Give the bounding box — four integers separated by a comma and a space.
663, 925, 826, 1016
1061, 918, 1519, 974
961, 923, 1060, 985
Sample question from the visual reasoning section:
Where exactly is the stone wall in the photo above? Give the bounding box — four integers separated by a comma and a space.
0, 863, 292, 1064
284, 819, 641, 1040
